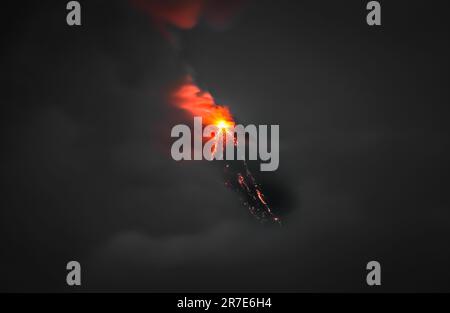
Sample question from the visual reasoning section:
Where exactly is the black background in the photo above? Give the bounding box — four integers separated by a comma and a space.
1, 0, 450, 292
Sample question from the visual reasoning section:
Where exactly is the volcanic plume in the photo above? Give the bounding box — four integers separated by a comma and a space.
130, 0, 281, 224
130, 0, 246, 41
171, 78, 234, 126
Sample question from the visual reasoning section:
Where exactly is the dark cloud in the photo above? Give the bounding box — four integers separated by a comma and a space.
1, 0, 450, 292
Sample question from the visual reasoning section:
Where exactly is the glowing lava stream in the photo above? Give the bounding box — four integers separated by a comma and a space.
171, 77, 281, 224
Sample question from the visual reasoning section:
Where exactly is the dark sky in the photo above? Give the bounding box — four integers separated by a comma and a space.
1, 0, 450, 292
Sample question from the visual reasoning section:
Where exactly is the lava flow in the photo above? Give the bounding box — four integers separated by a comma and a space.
171, 77, 281, 224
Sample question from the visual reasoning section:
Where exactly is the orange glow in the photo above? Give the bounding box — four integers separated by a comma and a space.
171, 77, 235, 127
216, 119, 234, 132
130, 0, 204, 29
130, 0, 247, 31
